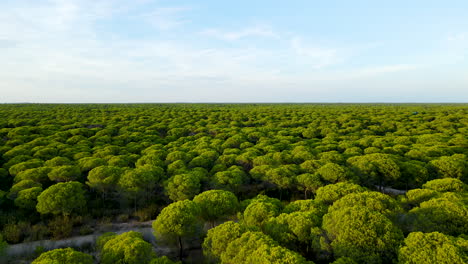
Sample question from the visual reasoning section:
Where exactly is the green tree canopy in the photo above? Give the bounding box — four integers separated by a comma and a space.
408, 194, 468, 236
165, 173, 201, 201
203, 221, 247, 261
422, 178, 467, 193
243, 195, 283, 229
296, 173, 324, 199
152, 200, 202, 259
100, 231, 155, 264
14, 186, 43, 210
47, 165, 81, 182
31, 248, 93, 264
322, 205, 403, 263
193, 190, 239, 225
328, 191, 402, 217
315, 182, 366, 205
398, 232, 467, 264
429, 154, 467, 181
36, 181, 86, 216
316, 163, 348, 183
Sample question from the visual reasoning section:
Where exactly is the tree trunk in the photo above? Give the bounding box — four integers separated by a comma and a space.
304, 189, 308, 199
178, 236, 183, 260
134, 196, 137, 214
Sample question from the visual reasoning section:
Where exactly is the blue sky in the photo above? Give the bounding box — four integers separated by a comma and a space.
0, 0, 467, 102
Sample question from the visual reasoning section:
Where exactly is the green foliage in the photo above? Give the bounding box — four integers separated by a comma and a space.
243, 195, 283, 229
150, 256, 180, 264
221, 231, 276, 264
96, 232, 117, 251
316, 163, 348, 183
165, 173, 201, 201
14, 186, 43, 210
328, 191, 402, 217
153, 200, 202, 242
193, 190, 239, 223
245, 244, 312, 264
283, 199, 327, 217
0, 234, 9, 255
31, 248, 93, 264
100, 231, 155, 264
265, 211, 321, 251
48, 216, 74, 239
429, 154, 467, 181
405, 188, 439, 205
203, 221, 247, 261
322, 206, 403, 263
296, 173, 324, 199
36, 181, 86, 215
398, 232, 467, 264
422, 178, 467, 192
212, 166, 246, 192
47, 165, 81, 182
86, 165, 124, 193
315, 182, 366, 204
408, 195, 468, 236
347, 153, 401, 187
0, 104, 467, 262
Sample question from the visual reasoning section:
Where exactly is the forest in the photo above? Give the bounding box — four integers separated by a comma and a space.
0, 103, 466, 264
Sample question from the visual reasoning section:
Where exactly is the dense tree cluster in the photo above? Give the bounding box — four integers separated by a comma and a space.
0, 103, 467, 263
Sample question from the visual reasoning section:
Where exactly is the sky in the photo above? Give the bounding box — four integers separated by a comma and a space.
0, 0, 467, 103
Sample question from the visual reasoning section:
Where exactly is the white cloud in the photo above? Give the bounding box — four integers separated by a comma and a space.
0, 0, 464, 103
142, 7, 190, 30
290, 37, 339, 69
201, 25, 278, 41
448, 32, 467, 42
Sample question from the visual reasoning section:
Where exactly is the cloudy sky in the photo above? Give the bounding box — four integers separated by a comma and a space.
1, 0, 467, 102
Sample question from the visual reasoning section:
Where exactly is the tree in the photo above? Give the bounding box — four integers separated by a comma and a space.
152, 200, 202, 259
44, 156, 73, 167
47, 165, 81, 182
264, 165, 298, 196
203, 221, 247, 261
150, 256, 180, 264
212, 166, 246, 192
31, 248, 93, 264
8, 180, 42, 199
193, 190, 239, 226
398, 232, 467, 264
100, 231, 155, 264
36, 181, 86, 216
316, 163, 348, 183
283, 199, 327, 217
118, 165, 164, 210
408, 194, 468, 236
77, 157, 107, 173
265, 211, 321, 254
296, 173, 323, 199
422, 178, 466, 193
328, 191, 402, 217
87, 166, 124, 197
221, 231, 276, 264
0, 234, 7, 257
165, 173, 201, 201
14, 167, 51, 184
429, 154, 467, 181
14, 186, 43, 210
315, 182, 366, 205
322, 206, 403, 263
404, 188, 439, 206
246, 244, 312, 264
243, 195, 283, 229
347, 153, 401, 190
